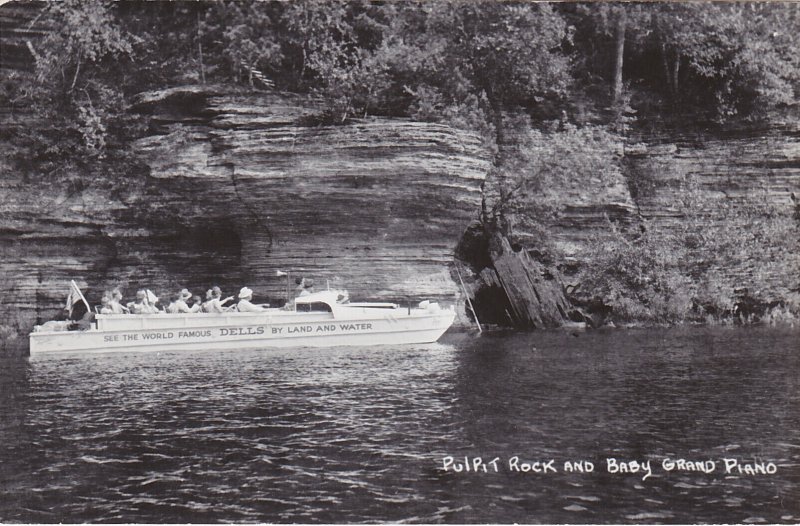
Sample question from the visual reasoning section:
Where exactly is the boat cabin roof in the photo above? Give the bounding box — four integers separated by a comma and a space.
295, 290, 347, 306
295, 290, 398, 310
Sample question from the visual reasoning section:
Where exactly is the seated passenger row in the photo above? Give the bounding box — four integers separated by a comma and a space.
98, 286, 274, 315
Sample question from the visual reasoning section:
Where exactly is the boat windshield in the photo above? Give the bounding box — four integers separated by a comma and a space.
296, 302, 333, 313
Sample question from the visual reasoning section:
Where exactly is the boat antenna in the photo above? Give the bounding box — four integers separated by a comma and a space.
454, 263, 482, 333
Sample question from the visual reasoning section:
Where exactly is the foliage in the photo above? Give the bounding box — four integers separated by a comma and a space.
7, 1, 141, 170
653, 3, 800, 119
487, 119, 626, 223
425, 2, 572, 108
575, 174, 800, 323
36, 0, 136, 86
575, 221, 694, 323
387, 2, 572, 145
568, 2, 800, 120
204, 2, 282, 87
8, 1, 799, 167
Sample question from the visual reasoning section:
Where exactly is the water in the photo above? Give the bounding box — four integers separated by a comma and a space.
1, 326, 798, 523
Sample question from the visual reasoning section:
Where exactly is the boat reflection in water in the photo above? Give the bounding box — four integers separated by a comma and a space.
29, 289, 456, 355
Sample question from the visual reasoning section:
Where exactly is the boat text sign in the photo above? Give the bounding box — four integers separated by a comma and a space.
103, 322, 375, 344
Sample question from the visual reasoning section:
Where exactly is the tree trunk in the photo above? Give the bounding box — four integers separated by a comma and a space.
672, 55, 680, 96
661, 42, 672, 95
197, 13, 206, 84
69, 55, 81, 93
490, 99, 507, 222
612, 13, 626, 106
486, 91, 505, 151
493, 109, 505, 152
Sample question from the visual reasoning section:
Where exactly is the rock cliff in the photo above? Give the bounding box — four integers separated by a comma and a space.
626, 124, 800, 306
1, 0, 798, 341
463, 121, 800, 326
0, 85, 492, 342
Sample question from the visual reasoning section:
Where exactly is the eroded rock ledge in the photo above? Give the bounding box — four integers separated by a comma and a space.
1, 86, 493, 337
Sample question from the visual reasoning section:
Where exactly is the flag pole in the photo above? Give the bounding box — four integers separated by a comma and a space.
277, 270, 291, 306
454, 264, 482, 333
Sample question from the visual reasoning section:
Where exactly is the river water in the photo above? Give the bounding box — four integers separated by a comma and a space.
0, 326, 798, 523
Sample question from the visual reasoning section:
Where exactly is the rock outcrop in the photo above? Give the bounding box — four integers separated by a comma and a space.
0, 85, 492, 341
486, 234, 571, 328
467, 121, 800, 327
455, 222, 574, 329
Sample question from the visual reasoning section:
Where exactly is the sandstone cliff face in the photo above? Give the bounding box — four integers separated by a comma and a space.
626, 124, 800, 305
3, 83, 799, 343
0, 85, 492, 341
628, 124, 800, 219
3, 5, 798, 347
467, 121, 800, 326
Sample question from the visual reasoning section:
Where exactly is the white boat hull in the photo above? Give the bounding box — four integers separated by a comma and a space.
29, 306, 456, 355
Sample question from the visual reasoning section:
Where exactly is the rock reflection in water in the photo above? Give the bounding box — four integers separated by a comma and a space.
0, 326, 798, 523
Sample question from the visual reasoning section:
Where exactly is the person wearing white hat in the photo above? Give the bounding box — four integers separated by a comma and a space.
237, 286, 270, 312
167, 289, 201, 313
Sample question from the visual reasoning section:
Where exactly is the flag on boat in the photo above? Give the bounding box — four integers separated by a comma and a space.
65, 283, 79, 312
276, 270, 288, 277
65, 280, 91, 315
145, 289, 158, 305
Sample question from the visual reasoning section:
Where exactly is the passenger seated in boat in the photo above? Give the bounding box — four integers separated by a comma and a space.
99, 294, 114, 314
237, 287, 269, 312
183, 289, 202, 312
69, 309, 94, 331
283, 279, 303, 311
298, 278, 315, 297
165, 292, 182, 313
294, 277, 306, 297
203, 286, 235, 313
109, 288, 129, 314
128, 290, 159, 314
201, 289, 214, 311
167, 289, 201, 313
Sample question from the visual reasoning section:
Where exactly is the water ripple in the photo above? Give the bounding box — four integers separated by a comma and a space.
0, 327, 798, 522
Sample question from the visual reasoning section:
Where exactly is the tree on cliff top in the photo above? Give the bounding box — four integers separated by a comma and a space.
6, 1, 799, 179
568, 2, 800, 120
384, 2, 572, 145
12, 0, 139, 169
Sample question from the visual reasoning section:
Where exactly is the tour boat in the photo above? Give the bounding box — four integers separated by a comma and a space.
28, 289, 456, 355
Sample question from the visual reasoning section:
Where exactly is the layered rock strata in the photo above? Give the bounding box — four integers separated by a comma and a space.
626, 124, 800, 305
1, 86, 492, 340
